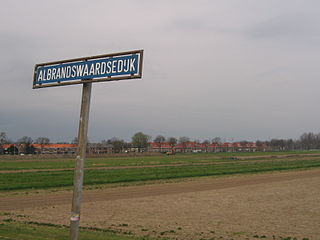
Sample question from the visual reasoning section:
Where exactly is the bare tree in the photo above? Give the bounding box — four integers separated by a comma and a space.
212, 137, 221, 144
154, 135, 166, 152
35, 137, 50, 145
35, 137, 50, 154
16, 136, 34, 154
256, 140, 266, 151
202, 140, 210, 152
72, 137, 78, 145
0, 132, 9, 144
167, 137, 177, 151
17, 136, 33, 144
299, 132, 319, 150
179, 136, 190, 153
0, 132, 9, 154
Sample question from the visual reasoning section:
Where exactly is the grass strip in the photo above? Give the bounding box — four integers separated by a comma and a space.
0, 220, 156, 240
2, 152, 320, 171
1, 158, 320, 191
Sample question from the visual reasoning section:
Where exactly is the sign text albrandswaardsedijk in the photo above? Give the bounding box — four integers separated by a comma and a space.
36, 54, 138, 85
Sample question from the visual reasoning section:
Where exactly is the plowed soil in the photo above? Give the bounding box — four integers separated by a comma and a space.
1, 169, 320, 240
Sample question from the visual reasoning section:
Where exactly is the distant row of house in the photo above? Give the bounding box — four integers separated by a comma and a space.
1, 141, 260, 155
1, 144, 77, 155
148, 142, 258, 153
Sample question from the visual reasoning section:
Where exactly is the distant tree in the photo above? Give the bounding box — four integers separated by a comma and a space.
17, 136, 33, 144
0, 132, 9, 144
123, 141, 132, 151
72, 137, 78, 145
179, 137, 190, 144
212, 137, 221, 144
16, 136, 34, 154
268, 139, 286, 151
131, 132, 150, 152
193, 139, 201, 152
202, 140, 210, 145
299, 132, 320, 150
179, 136, 190, 153
109, 137, 125, 153
256, 140, 265, 151
167, 137, 177, 150
25, 144, 36, 154
202, 140, 210, 152
35, 137, 50, 154
285, 139, 295, 151
154, 135, 166, 152
101, 139, 111, 145
256, 132, 320, 151
240, 141, 249, 147
35, 137, 50, 145
0, 132, 9, 155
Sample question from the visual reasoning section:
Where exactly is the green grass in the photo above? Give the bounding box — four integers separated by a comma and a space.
1, 154, 223, 170
0, 221, 157, 240
1, 152, 320, 191
1, 151, 320, 171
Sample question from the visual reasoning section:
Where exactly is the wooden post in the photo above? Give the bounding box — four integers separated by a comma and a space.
69, 82, 92, 240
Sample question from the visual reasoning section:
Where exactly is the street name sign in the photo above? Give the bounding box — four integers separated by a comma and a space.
33, 50, 143, 88
33, 49, 144, 240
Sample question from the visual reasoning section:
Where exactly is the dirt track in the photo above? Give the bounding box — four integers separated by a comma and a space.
1, 169, 320, 240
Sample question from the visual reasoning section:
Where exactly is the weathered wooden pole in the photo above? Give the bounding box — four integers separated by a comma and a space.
69, 82, 92, 240
33, 50, 143, 240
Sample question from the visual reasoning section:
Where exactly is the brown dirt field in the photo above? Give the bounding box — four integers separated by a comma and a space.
1, 169, 320, 240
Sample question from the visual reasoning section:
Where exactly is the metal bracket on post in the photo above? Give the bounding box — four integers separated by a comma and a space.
69, 82, 92, 240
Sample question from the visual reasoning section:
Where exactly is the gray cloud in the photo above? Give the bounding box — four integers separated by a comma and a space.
243, 11, 320, 45
1, 0, 320, 142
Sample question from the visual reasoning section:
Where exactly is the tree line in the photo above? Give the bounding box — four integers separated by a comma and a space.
2, 131, 320, 154
259, 132, 320, 151
102, 132, 320, 152
0, 133, 51, 154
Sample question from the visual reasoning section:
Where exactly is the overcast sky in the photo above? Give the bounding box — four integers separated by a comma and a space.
1, 0, 320, 143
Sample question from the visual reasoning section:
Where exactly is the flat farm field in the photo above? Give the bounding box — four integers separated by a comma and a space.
1, 151, 320, 192
1, 152, 320, 240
